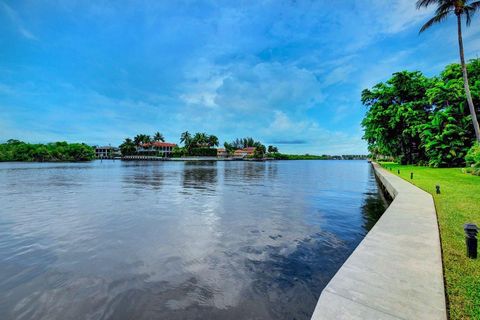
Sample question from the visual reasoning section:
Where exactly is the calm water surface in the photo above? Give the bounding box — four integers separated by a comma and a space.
0, 160, 386, 320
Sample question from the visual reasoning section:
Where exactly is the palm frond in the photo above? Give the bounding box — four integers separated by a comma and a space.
419, 10, 452, 33
435, 2, 454, 15
416, 0, 443, 9
468, 0, 480, 9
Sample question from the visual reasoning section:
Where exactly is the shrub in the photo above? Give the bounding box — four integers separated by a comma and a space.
465, 143, 480, 175
189, 148, 217, 157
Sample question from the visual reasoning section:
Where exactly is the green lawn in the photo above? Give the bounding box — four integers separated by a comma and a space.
380, 162, 480, 319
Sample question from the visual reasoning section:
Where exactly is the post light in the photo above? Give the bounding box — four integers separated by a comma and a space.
436, 185, 440, 194
410, 172, 413, 179
464, 224, 479, 259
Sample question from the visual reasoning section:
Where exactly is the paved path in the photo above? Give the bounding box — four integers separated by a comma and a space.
311, 163, 446, 320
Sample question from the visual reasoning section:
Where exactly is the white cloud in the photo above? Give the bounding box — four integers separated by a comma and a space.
178, 59, 325, 117
263, 111, 366, 154
0, 1, 37, 40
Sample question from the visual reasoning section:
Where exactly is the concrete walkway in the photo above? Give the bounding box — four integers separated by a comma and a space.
311, 163, 446, 320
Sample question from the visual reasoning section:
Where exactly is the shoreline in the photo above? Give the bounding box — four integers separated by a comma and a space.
310, 162, 446, 319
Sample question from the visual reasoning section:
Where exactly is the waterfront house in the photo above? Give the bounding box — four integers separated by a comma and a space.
137, 142, 177, 156
217, 148, 228, 157
233, 147, 256, 158
95, 146, 120, 159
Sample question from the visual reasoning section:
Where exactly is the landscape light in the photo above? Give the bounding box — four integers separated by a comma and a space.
464, 224, 479, 259
436, 185, 441, 194
410, 172, 413, 179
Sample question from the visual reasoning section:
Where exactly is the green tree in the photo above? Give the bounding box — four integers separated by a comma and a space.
230, 137, 261, 149
0, 140, 95, 162
208, 135, 219, 147
120, 138, 136, 156
153, 132, 165, 142
420, 105, 473, 167
192, 132, 209, 147
417, 0, 480, 142
180, 131, 191, 146
267, 145, 278, 153
361, 71, 431, 164
253, 145, 266, 158
133, 134, 151, 146
224, 142, 235, 154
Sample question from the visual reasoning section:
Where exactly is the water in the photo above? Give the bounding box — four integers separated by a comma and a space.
0, 160, 387, 320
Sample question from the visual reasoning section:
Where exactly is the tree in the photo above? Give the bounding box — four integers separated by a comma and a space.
208, 135, 219, 147
133, 134, 151, 146
268, 145, 278, 153
153, 132, 165, 142
0, 141, 95, 162
417, 0, 480, 142
180, 131, 191, 146
361, 60, 479, 166
361, 71, 431, 164
192, 132, 209, 147
253, 145, 266, 158
224, 142, 235, 154
230, 137, 261, 149
120, 138, 136, 156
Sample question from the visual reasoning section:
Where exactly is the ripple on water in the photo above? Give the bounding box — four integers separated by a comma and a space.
0, 160, 387, 320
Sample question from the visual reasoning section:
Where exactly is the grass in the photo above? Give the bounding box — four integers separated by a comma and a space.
379, 162, 480, 319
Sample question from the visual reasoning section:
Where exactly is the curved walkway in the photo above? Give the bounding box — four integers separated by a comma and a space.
311, 162, 446, 320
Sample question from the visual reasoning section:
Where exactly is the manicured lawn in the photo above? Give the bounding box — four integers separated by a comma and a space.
380, 162, 480, 319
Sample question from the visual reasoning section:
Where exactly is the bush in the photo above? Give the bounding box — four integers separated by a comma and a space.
189, 148, 217, 157
0, 140, 95, 162
465, 143, 480, 175
171, 146, 186, 158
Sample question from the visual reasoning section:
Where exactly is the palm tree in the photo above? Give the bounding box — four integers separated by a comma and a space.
153, 132, 165, 142
180, 131, 191, 146
193, 132, 209, 147
119, 138, 136, 156
133, 134, 142, 146
133, 134, 151, 146
417, 0, 480, 142
208, 135, 219, 147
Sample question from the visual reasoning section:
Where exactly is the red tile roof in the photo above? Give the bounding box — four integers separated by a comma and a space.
233, 147, 256, 156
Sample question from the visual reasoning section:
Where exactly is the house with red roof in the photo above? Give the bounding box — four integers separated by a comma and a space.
233, 147, 256, 158
137, 142, 177, 157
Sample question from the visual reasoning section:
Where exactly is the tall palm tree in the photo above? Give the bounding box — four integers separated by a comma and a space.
133, 134, 151, 146
208, 135, 219, 147
133, 134, 143, 146
153, 132, 165, 142
120, 138, 136, 156
193, 132, 209, 147
180, 131, 191, 146
417, 0, 480, 142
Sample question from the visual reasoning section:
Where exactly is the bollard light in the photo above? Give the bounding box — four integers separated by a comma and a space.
436, 185, 441, 194
464, 223, 479, 259
410, 172, 413, 179
397, 169, 400, 174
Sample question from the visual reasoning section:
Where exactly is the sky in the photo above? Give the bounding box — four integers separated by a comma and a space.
1, 0, 480, 154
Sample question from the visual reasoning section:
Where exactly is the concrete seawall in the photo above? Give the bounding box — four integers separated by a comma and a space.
311, 162, 446, 319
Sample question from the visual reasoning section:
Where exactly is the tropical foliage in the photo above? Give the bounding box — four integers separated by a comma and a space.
176, 131, 219, 156
119, 132, 167, 156
0, 140, 95, 162
417, 0, 480, 142
465, 142, 480, 175
229, 137, 263, 149
361, 59, 479, 167
119, 138, 136, 156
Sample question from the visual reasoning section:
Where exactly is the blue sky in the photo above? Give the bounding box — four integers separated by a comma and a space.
1, 0, 479, 154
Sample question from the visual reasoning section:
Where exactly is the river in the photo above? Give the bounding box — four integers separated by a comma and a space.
0, 160, 386, 320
